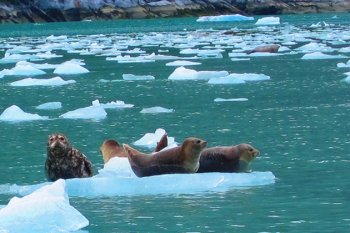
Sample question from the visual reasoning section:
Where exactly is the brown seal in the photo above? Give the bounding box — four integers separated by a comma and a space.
248, 44, 280, 54
197, 143, 259, 173
100, 133, 169, 163
45, 133, 93, 181
124, 137, 207, 177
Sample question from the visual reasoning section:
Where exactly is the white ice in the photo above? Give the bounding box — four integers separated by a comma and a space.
214, 98, 248, 102
0, 53, 38, 64
14, 61, 59, 70
0, 61, 46, 77
92, 99, 134, 109
97, 157, 136, 178
301, 52, 347, 60
197, 14, 254, 22
0, 105, 48, 122
0, 179, 89, 232
295, 42, 335, 53
168, 66, 228, 80
53, 61, 89, 75
140, 106, 174, 114
36, 102, 62, 110
211, 73, 270, 83
255, 17, 280, 26
10, 77, 76, 87
337, 60, 350, 68
342, 76, 350, 83
166, 60, 201, 66
208, 75, 246, 85
122, 74, 155, 81
133, 128, 177, 149
59, 105, 107, 120
339, 47, 350, 53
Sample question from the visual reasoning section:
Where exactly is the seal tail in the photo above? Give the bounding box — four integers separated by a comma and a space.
154, 133, 168, 152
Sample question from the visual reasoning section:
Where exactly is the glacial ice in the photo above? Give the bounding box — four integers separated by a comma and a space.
0, 179, 89, 232
342, 76, 350, 83
10, 77, 76, 87
36, 102, 62, 110
301, 52, 347, 60
339, 47, 350, 53
337, 60, 350, 68
59, 105, 107, 120
208, 75, 246, 85
295, 42, 335, 53
97, 157, 136, 178
140, 106, 174, 114
53, 61, 89, 75
210, 73, 270, 84
133, 128, 177, 149
0, 105, 48, 122
0, 61, 46, 77
14, 61, 59, 70
255, 17, 280, 26
214, 98, 248, 102
197, 14, 254, 22
92, 99, 134, 109
122, 74, 155, 81
168, 66, 229, 80
0, 53, 38, 64
166, 60, 201, 66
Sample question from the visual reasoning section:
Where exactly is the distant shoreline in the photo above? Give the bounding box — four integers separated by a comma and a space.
0, 0, 349, 24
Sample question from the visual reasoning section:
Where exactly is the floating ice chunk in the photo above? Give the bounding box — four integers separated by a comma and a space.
36, 51, 62, 59
140, 106, 174, 114
0, 180, 89, 232
36, 102, 62, 110
107, 55, 155, 63
54, 61, 89, 75
122, 74, 155, 81
166, 60, 201, 66
301, 52, 347, 60
296, 42, 335, 53
16, 61, 59, 70
197, 14, 254, 22
10, 77, 76, 87
255, 17, 280, 25
337, 60, 350, 68
144, 53, 180, 60
0, 53, 38, 64
92, 99, 134, 109
339, 47, 350, 53
0, 61, 46, 77
97, 157, 136, 178
227, 73, 271, 82
342, 76, 350, 83
214, 98, 248, 102
208, 75, 246, 85
168, 66, 228, 80
46, 35, 68, 42
134, 128, 177, 149
0, 105, 48, 122
60, 105, 107, 120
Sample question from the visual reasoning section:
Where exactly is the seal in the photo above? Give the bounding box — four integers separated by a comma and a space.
197, 143, 259, 173
45, 133, 93, 181
248, 44, 280, 54
124, 137, 207, 177
100, 133, 169, 163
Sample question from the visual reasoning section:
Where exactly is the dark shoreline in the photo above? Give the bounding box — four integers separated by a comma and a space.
0, 0, 350, 24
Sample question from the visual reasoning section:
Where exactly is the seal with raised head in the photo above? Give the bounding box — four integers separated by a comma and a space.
197, 143, 259, 173
100, 133, 169, 163
45, 133, 93, 181
124, 137, 207, 177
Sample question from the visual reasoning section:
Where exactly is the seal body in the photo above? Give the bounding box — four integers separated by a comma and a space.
197, 143, 259, 173
45, 133, 93, 181
249, 44, 280, 54
100, 133, 168, 163
124, 137, 207, 177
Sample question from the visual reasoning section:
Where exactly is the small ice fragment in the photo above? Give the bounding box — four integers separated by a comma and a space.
134, 128, 177, 149
214, 98, 248, 102
0, 105, 48, 122
122, 74, 155, 81
255, 17, 280, 25
140, 106, 174, 114
36, 102, 62, 110
54, 61, 89, 75
197, 14, 254, 22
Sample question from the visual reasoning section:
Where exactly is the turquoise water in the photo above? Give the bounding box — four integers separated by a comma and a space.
0, 13, 350, 232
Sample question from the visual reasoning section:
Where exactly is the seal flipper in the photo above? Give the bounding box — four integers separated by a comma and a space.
154, 133, 168, 152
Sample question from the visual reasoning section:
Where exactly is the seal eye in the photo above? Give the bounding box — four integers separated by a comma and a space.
196, 140, 201, 144
59, 136, 65, 141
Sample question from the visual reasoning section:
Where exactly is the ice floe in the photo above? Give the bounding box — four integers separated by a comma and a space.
337, 60, 350, 68
122, 74, 155, 81
92, 99, 134, 109
53, 60, 89, 75
295, 42, 335, 53
10, 77, 76, 87
214, 98, 248, 102
0, 105, 48, 122
133, 128, 177, 149
36, 102, 62, 110
0, 61, 46, 77
255, 17, 280, 26
208, 75, 246, 85
166, 60, 201, 66
301, 52, 347, 60
0, 179, 89, 232
59, 105, 107, 120
97, 157, 136, 178
197, 14, 254, 22
140, 106, 174, 114
168, 66, 229, 80
0, 53, 38, 64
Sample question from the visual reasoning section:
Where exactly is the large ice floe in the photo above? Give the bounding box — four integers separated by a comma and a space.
168, 66, 229, 80
0, 105, 48, 122
53, 60, 89, 75
133, 128, 177, 149
255, 17, 280, 26
10, 77, 76, 87
59, 103, 107, 120
0, 179, 89, 232
197, 14, 254, 22
301, 52, 347, 60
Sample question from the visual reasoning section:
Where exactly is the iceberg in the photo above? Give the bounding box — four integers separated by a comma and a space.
301, 52, 347, 60
0, 61, 46, 77
168, 66, 229, 80
140, 106, 174, 114
122, 74, 155, 81
59, 105, 107, 120
214, 98, 248, 102
36, 102, 62, 110
255, 17, 280, 25
197, 14, 254, 22
53, 61, 89, 75
0, 180, 89, 232
337, 60, 350, 68
0, 105, 48, 122
166, 60, 201, 66
92, 99, 134, 109
10, 77, 76, 87
133, 128, 177, 149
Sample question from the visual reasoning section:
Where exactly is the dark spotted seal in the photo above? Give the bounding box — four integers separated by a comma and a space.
45, 133, 93, 181
197, 143, 259, 173
124, 137, 207, 177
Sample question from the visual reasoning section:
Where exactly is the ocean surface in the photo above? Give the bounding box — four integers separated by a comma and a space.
0, 13, 350, 232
